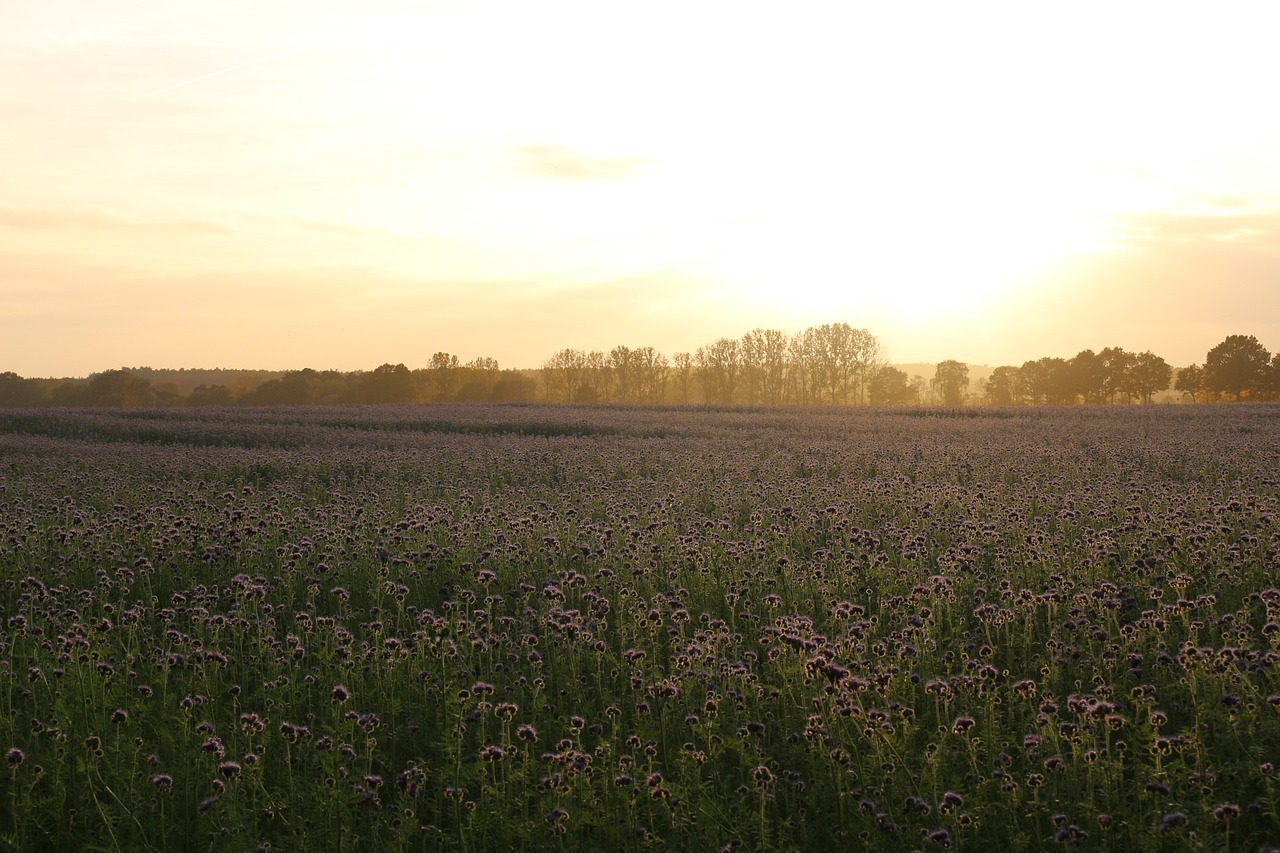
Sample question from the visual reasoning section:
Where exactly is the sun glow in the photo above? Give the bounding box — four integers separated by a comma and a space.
643, 151, 1129, 329
6, 0, 1280, 376
293, 2, 1161, 330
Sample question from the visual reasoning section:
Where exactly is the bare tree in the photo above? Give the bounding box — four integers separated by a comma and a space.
671, 352, 694, 404
696, 338, 742, 404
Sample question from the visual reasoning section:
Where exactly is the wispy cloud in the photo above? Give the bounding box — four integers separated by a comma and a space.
131, 47, 304, 101
0, 206, 227, 235
1112, 199, 1280, 248
515, 145, 652, 181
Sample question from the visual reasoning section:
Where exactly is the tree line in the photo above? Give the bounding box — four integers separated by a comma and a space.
543, 329, 1280, 406
2, 328, 1277, 409
979, 334, 1278, 405
0, 359, 537, 409
541, 324, 885, 405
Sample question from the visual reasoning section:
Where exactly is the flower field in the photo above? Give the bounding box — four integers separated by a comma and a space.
2, 403, 1278, 851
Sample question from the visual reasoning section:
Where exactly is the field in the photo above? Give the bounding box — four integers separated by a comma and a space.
2, 403, 1279, 851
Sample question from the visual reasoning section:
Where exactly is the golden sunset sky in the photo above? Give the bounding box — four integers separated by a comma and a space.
4, 0, 1280, 377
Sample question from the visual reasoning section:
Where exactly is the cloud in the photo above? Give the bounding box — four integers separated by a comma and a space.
1110, 201, 1280, 248
0, 206, 227, 235
514, 145, 652, 181
283, 216, 392, 238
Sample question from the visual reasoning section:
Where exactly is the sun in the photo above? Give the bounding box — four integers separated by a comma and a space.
600, 124, 1137, 332
682, 189, 1114, 330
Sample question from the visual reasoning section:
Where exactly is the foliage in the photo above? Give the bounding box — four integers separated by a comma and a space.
1175, 365, 1205, 402
1204, 335, 1272, 401
931, 360, 970, 406
2, 333, 1275, 410
869, 367, 918, 406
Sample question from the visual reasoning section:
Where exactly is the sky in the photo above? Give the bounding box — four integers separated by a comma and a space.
4, 0, 1280, 377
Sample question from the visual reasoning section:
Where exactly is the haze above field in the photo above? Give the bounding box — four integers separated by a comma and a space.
5, 1, 1280, 377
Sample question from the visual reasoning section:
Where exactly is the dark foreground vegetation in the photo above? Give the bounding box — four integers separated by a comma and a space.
2, 403, 1279, 851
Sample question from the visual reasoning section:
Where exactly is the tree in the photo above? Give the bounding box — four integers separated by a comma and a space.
1021, 357, 1072, 405
152, 381, 184, 406
358, 363, 419, 404
542, 350, 606, 403
602, 345, 668, 403
738, 333, 766, 404
909, 374, 929, 405
695, 338, 742, 405
577, 351, 607, 403
1204, 334, 1272, 401
632, 346, 669, 403
188, 384, 234, 406
455, 357, 502, 402
607, 346, 640, 403
0, 372, 43, 407
1098, 347, 1136, 403
845, 327, 885, 405
1068, 350, 1106, 403
1126, 351, 1172, 403
931, 360, 970, 406
868, 366, 917, 406
81, 369, 156, 407
244, 369, 320, 405
790, 323, 883, 405
490, 370, 537, 402
424, 352, 461, 401
983, 366, 1024, 406
671, 352, 694, 404
541, 349, 582, 403
786, 331, 818, 404
542, 351, 606, 403
314, 370, 353, 404
742, 329, 789, 405
1174, 364, 1204, 402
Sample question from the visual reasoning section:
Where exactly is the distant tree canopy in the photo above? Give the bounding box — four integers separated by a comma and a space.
1128, 352, 1174, 404
539, 323, 888, 407
61, 369, 157, 407
1204, 334, 1272, 401
979, 347, 1177, 406
983, 366, 1024, 406
358, 363, 419, 404
1, 331, 1275, 409
1174, 364, 1204, 402
187, 384, 234, 406
869, 366, 918, 406
1018, 357, 1072, 405
0, 372, 44, 407
931, 360, 970, 406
